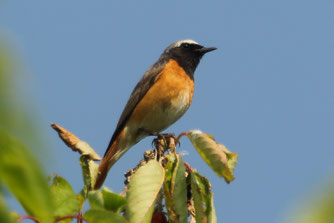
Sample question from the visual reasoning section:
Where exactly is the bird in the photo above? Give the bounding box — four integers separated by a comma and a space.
94, 39, 216, 189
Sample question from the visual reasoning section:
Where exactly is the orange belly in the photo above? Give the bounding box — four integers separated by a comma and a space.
128, 59, 194, 134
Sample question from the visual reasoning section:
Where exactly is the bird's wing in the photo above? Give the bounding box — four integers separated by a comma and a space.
104, 57, 168, 157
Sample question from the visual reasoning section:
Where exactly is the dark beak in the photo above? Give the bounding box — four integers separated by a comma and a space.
196, 47, 217, 54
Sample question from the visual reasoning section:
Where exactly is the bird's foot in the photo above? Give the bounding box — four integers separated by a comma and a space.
138, 127, 176, 157
138, 127, 174, 145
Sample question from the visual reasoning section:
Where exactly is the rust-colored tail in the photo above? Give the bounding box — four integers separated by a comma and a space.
94, 131, 125, 189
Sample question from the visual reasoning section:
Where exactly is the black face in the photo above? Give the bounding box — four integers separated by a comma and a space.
166, 42, 216, 79
180, 42, 204, 52
171, 43, 205, 60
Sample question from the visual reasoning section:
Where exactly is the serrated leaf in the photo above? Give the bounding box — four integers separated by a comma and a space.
0, 130, 53, 221
163, 154, 176, 220
88, 187, 126, 214
80, 155, 99, 193
126, 160, 165, 223
191, 173, 207, 223
187, 130, 238, 183
50, 175, 84, 222
172, 155, 188, 223
84, 209, 127, 223
191, 172, 217, 223
208, 192, 217, 223
164, 153, 177, 192
163, 153, 188, 223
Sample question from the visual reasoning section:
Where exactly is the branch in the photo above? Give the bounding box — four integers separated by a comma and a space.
175, 131, 188, 144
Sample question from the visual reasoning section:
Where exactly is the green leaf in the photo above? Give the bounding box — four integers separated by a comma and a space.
163, 153, 176, 193
208, 192, 217, 223
50, 175, 84, 222
0, 130, 53, 221
76, 141, 102, 161
126, 160, 165, 223
88, 187, 126, 213
80, 155, 99, 193
171, 155, 188, 223
0, 195, 17, 223
191, 172, 217, 223
88, 190, 104, 210
187, 130, 238, 183
0, 43, 46, 161
287, 177, 334, 223
84, 209, 127, 223
163, 153, 188, 223
163, 153, 176, 219
102, 187, 126, 213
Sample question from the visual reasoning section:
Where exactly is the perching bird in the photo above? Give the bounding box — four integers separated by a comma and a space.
94, 39, 216, 189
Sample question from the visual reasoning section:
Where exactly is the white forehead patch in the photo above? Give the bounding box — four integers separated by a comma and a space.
165, 39, 199, 52
173, 39, 199, 47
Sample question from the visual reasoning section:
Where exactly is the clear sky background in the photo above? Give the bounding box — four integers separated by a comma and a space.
1, 1, 334, 222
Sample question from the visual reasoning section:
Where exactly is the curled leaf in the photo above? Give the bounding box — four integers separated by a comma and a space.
187, 130, 238, 183
51, 123, 101, 161
80, 155, 99, 193
163, 153, 188, 223
191, 172, 217, 223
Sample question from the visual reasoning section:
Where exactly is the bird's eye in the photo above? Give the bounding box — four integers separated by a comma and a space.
182, 43, 190, 48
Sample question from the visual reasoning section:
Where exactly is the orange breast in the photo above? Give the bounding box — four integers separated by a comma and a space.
128, 59, 194, 132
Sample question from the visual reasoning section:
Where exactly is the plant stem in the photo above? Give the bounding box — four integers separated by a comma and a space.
18, 216, 40, 223
55, 214, 87, 222
175, 132, 188, 144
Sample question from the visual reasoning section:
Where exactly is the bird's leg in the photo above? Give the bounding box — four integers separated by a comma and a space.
138, 127, 165, 159
138, 127, 176, 157
157, 133, 176, 150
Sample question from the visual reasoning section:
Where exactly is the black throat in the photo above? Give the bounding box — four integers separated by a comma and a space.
161, 49, 203, 80
171, 54, 201, 80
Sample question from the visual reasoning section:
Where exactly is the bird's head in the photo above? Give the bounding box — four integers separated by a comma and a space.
162, 39, 217, 77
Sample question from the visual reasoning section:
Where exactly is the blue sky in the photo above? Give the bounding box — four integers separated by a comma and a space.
1, 1, 334, 222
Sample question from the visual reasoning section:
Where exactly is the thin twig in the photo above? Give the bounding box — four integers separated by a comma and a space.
184, 161, 193, 173
175, 132, 188, 144
55, 214, 87, 222
77, 200, 86, 223
19, 215, 40, 223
